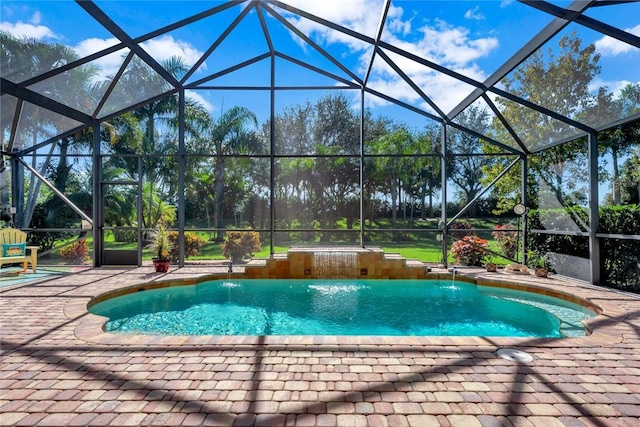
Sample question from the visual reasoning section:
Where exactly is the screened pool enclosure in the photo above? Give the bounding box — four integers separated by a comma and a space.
1, 0, 639, 289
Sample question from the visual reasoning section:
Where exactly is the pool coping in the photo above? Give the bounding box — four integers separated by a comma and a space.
63, 268, 630, 349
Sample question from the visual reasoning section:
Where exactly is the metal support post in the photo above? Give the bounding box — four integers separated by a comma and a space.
588, 132, 600, 285
359, 89, 365, 248
521, 155, 528, 265
92, 122, 102, 267
440, 124, 448, 267
178, 90, 186, 267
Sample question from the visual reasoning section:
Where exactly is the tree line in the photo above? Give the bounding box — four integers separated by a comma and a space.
1, 30, 638, 246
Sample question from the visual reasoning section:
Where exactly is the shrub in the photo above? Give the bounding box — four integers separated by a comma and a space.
449, 222, 475, 239
599, 204, 639, 235
450, 235, 488, 266
113, 228, 137, 243
222, 230, 262, 262
526, 209, 590, 259
599, 204, 640, 292
168, 231, 206, 259
600, 238, 640, 292
59, 240, 90, 264
491, 223, 519, 260
527, 205, 640, 292
528, 207, 589, 232
26, 205, 56, 251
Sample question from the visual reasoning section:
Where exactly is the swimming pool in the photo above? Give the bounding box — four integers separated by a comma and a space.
89, 279, 597, 338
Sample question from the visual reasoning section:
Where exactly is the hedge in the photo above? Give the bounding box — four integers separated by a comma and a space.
527, 205, 639, 293
599, 205, 640, 292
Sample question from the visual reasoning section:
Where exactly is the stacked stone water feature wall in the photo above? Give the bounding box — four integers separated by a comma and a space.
244, 247, 430, 279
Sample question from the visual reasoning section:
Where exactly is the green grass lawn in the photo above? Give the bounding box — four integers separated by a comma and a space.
43, 217, 523, 266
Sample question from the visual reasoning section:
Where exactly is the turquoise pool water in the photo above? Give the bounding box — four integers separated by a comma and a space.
89, 279, 596, 337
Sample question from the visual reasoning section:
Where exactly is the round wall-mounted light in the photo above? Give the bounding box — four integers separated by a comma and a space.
513, 203, 527, 215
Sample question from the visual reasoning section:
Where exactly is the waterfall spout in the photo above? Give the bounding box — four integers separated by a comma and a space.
312, 250, 358, 279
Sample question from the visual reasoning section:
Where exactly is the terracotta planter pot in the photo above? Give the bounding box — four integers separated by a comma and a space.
485, 263, 497, 272
534, 267, 548, 278
153, 258, 170, 273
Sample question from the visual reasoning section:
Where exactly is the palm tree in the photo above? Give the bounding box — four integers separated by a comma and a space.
108, 56, 209, 229
207, 106, 261, 241
1, 31, 100, 228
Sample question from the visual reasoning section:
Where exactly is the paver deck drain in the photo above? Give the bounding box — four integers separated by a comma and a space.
497, 348, 534, 363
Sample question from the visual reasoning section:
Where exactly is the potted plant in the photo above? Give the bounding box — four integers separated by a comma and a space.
528, 251, 550, 278
150, 224, 171, 273
484, 262, 498, 272
221, 230, 262, 263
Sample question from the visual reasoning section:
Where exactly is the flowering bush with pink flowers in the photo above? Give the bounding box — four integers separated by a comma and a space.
450, 235, 488, 266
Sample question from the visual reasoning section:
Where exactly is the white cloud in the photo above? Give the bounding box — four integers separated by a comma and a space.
185, 90, 215, 113
367, 48, 488, 114
282, 0, 384, 35
277, 2, 497, 115
0, 15, 58, 40
589, 78, 639, 98
29, 11, 42, 25
464, 6, 484, 21
366, 72, 477, 116
140, 35, 205, 69
387, 13, 412, 37
415, 20, 498, 65
267, 0, 499, 118
73, 38, 124, 79
72, 35, 206, 80
376, 20, 497, 76
380, 17, 497, 113
74, 37, 121, 57
595, 24, 640, 56
280, 0, 390, 51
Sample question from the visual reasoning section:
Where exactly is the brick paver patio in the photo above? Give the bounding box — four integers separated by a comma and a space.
1, 266, 639, 426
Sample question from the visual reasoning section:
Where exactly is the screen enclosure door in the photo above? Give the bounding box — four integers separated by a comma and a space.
100, 182, 141, 266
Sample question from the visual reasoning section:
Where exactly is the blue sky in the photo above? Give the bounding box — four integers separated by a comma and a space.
2, 0, 639, 130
